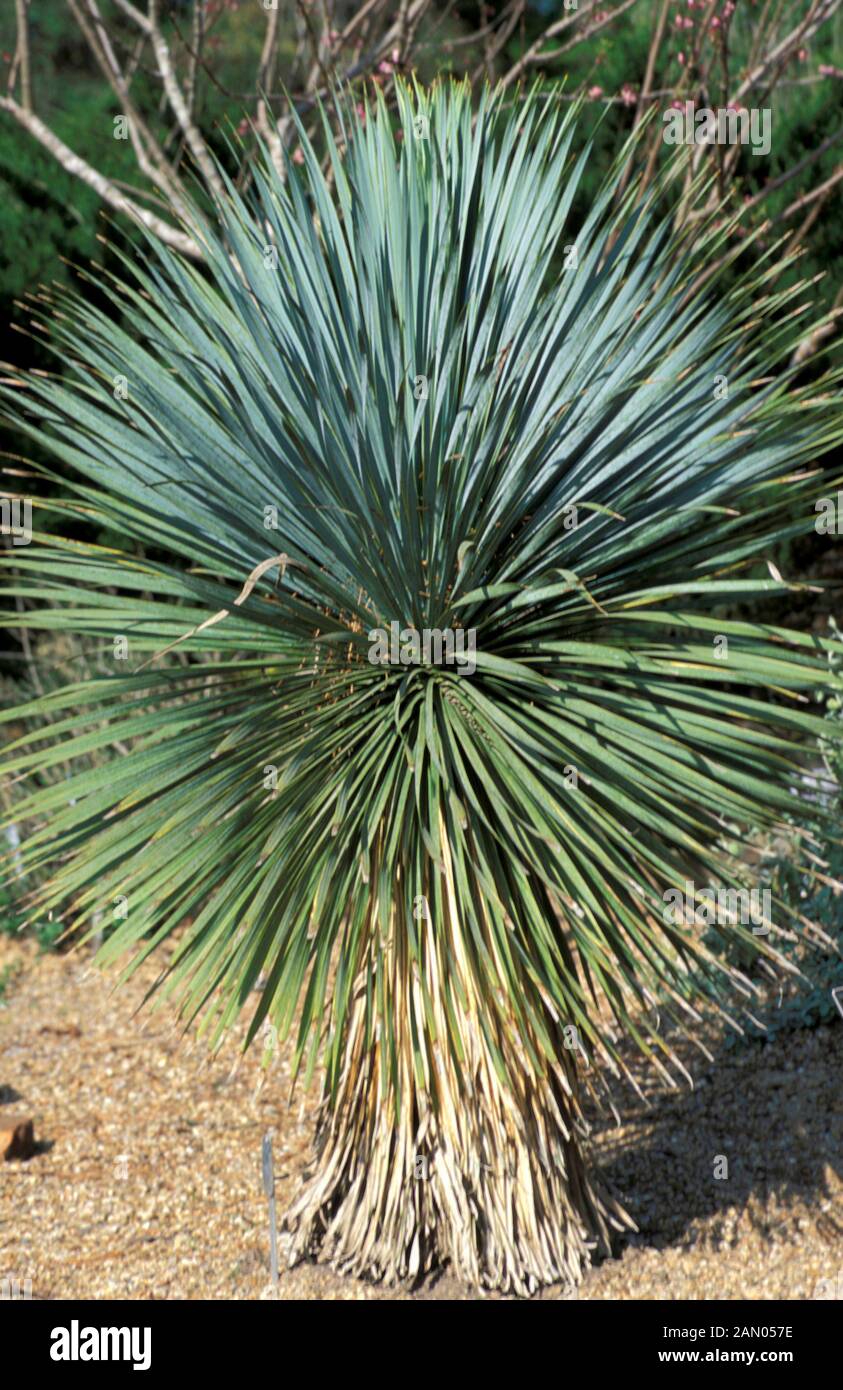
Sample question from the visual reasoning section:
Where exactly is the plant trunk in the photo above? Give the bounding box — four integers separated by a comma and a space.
283, 829, 632, 1295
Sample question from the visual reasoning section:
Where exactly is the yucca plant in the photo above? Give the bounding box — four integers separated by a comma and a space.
2, 80, 842, 1295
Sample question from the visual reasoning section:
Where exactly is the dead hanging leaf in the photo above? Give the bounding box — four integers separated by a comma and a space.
765, 559, 822, 593
137, 553, 292, 671
553, 567, 609, 616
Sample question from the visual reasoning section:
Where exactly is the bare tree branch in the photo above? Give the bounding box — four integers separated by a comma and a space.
69, 0, 194, 226
1, 0, 840, 289
147, 0, 225, 204
782, 160, 843, 221
0, 95, 201, 258
617, 0, 671, 200
13, 0, 34, 112
468, 0, 525, 82
743, 126, 843, 215
500, 0, 641, 89
110, 0, 152, 34
790, 286, 843, 365
186, 0, 205, 124
255, 1, 286, 182
731, 0, 839, 104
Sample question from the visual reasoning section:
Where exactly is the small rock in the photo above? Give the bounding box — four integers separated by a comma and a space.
1, 1115, 35, 1161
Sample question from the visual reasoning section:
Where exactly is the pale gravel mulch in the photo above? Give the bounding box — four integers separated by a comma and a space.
2, 933, 842, 1301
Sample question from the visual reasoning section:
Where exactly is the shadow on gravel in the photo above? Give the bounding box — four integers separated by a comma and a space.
588, 1020, 843, 1259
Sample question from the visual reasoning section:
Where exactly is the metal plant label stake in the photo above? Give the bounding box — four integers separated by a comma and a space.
262, 1131, 279, 1290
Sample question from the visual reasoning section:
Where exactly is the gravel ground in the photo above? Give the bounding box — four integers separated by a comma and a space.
2, 932, 842, 1301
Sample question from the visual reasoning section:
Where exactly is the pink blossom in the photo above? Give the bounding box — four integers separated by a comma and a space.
292, 148, 305, 165
620, 83, 637, 106
588, 85, 604, 98
797, 47, 808, 60
819, 63, 842, 76
678, 50, 686, 65
710, 14, 721, 27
